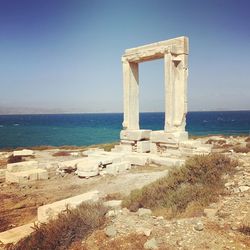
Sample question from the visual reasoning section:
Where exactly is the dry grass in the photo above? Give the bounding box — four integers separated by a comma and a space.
7, 155, 23, 164
122, 154, 237, 219
239, 225, 250, 236
90, 142, 118, 152
232, 146, 250, 153
6, 202, 107, 250
104, 192, 125, 201
0, 158, 8, 169
0, 142, 117, 153
238, 211, 250, 236
206, 138, 227, 145
245, 137, 250, 142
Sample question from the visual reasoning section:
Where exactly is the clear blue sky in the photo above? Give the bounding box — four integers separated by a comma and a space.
0, 0, 249, 113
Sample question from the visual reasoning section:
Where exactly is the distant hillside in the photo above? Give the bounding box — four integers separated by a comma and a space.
0, 106, 63, 115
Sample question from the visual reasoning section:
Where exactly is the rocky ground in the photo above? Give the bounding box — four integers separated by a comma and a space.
79, 150, 250, 250
0, 136, 250, 249
0, 148, 167, 232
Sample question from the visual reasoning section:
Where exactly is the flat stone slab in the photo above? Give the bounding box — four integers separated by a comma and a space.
150, 131, 188, 143
103, 200, 122, 210
7, 161, 38, 172
13, 149, 34, 157
128, 154, 150, 166
0, 223, 34, 244
6, 169, 48, 183
120, 130, 151, 141
137, 141, 150, 153
82, 148, 105, 155
37, 190, 99, 223
104, 161, 131, 175
150, 155, 185, 167
57, 158, 86, 170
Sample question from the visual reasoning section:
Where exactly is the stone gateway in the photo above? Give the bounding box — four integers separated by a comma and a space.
113, 37, 211, 157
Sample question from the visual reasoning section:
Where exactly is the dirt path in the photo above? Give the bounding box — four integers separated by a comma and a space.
0, 167, 168, 232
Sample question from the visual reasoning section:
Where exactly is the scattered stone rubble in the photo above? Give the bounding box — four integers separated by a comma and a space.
5, 160, 48, 183
0, 144, 249, 248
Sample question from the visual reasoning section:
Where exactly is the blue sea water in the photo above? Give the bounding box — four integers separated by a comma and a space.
0, 111, 249, 149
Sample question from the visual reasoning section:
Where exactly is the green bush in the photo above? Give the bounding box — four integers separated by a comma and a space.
123, 154, 237, 218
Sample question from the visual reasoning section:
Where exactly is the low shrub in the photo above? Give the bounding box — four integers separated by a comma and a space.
6, 202, 107, 250
245, 137, 250, 142
87, 142, 118, 152
104, 192, 125, 201
52, 151, 72, 157
239, 225, 250, 236
233, 146, 250, 153
123, 154, 237, 218
206, 139, 226, 145
7, 155, 23, 164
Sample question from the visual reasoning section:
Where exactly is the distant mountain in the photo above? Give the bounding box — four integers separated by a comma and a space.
0, 106, 64, 115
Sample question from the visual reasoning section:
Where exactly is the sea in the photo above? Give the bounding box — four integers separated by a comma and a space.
0, 111, 249, 149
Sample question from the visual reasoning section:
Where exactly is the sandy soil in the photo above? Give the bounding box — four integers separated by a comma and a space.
0, 163, 167, 232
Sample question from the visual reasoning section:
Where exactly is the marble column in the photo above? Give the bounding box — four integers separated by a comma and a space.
164, 53, 188, 132
122, 60, 139, 130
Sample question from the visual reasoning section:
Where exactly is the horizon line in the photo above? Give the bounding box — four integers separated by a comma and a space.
0, 109, 250, 116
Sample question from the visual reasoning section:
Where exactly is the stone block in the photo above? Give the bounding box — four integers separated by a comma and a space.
6, 170, 36, 183
112, 144, 133, 152
150, 156, 184, 167
89, 153, 124, 165
5, 169, 48, 183
77, 170, 99, 178
37, 190, 99, 223
161, 149, 182, 158
57, 159, 82, 171
76, 159, 100, 177
128, 154, 149, 166
105, 164, 118, 175
179, 140, 201, 149
144, 237, 158, 249
13, 149, 34, 157
7, 161, 38, 172
0, 223, 34, 244
120, 129, 151, 141
103, 200, 122, 210
150, 143, 158, 154
105, 225, 117, 237
150, 130, 188, 143
137, 208, 152, 217
137, 141, 150, 153
76, 159, 100, 171
99, 157, 113, 166
114, 161, 131, 173
121, 140, 136, 145
159, 142, 179, 149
